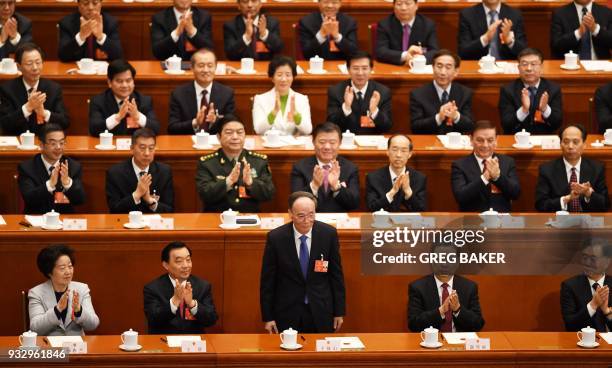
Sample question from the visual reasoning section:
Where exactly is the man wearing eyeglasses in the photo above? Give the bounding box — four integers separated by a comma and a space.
0, 0, 32, 58
18, 123, 85, 214
498, 47, 562, 134
105, 128, 174, 213
0, 43, 69, 136
58, 0, 123, 62
260, 191, 346, 334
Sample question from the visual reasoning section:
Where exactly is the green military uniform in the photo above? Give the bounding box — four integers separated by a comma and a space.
196, 148, 275, 212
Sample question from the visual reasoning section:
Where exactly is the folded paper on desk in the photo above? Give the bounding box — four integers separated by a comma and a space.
442, 332, 478, 344
316, 213, 349, 224
166, 335, 201, 348
47, 336, 83, 348
0, 136, 19, 146
580, 60, 612, 72
0, 215, 5, 225
599, 332, 612, 344
324, 336, 365, 350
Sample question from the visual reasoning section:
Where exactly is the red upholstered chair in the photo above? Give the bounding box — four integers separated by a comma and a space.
368, 23, 378, 59
292, 23, 304, 60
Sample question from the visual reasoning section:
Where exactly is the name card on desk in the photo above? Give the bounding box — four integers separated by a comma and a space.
336, 216, 360, 229
465, 338, 490, 351
181, 340, 206, 353
260, 217, 285, 229
63, 219, 87, 231
63, 341, 87, 354
316, 339, 341, 352
244, 138, 255, 150
540, 137, 560, 150
149, 217, 174, 230
116, 138, 132, 150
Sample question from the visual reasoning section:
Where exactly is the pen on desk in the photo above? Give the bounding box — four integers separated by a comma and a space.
300, 335, 306, 343
160, 337, 167, 343
43, 337, 50, 346
19, 221, 31, 228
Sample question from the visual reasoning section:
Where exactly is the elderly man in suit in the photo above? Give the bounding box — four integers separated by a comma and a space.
168, 48, 235, 134
451, 120, 520, 212
595, 82, 612, 133
327, 51, 392, 134
375, 0, 439, 65
550, 0, 612, 60
151, 0, 213, 61
0, 43, 69, 135
223, 0, 283, 60
298, 0, 358, 60
366, 134, 427, 212
18, 124, 85, 214
290, 122, 359, 212
105, 128, 174, 213
458, 0, 527, 60
535, 124, 610, 212
144, 241, 218, 334
58, 0, 123, 62
89, 59, 160, 136
260, 191, 346, 333
410, 49, 474, 134
0, 0, 32, 58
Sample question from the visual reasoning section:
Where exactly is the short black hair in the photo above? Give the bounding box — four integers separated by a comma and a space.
36, 245, 75, 279
37, 123, 65, 143
312, 122, 341, 140
289, 191, 317, 210
216, 114, 245, 133
560, 123, 587, 142
471, 120, 497, 135
131, 128, 157, 144
267, 55, 297, 78
432, 49, 460, 68
190, 48, 216, 65
15, 42, 44, 64
387, 134, 413, 151
161, 241, 192, 263
517, 47, 544, 63
107, 59, 136, 81
346, 50, 373, 69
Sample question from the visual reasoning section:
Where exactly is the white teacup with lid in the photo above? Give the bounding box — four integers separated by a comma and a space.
19, 330, 37, 347
577, 326, 596, 347
165, 55, 182, 72
44, 210, 60, 227
480, 208, 501, 228
220, 208, 238, 225
196, 130, 210, 147
341, 130, 355, 147
121, 328, 139, 348
564, 50, 578, 67
479, 54, 496, 72
280, 327, 298, 348
100, 129, 113, 147
514, 129, 531, 147
309, 55, 324, 72
240, 58, 255, 72
409, 54, 426, 72
20, 130, 35, 147
420, 326, 439, 346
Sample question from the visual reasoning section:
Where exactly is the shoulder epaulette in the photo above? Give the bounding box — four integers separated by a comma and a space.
248, 151, 268, 160
199, 152, 218, 161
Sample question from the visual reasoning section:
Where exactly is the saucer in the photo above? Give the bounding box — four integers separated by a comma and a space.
603, 140, 612, 146
512, 143, 533, 149
445, 144, 469, 150
0, 69, 19, 75
560, 64, 580, 71
577, 341, 599, 348
590, 141, 604, 148
339, 144, 357, 150
77, 69, 97, 75
307, 69, 327, 74
280, 343, 302, 350
478, 68, 498, 74
41, 223, 62, 230
192, 144, 213, 150
409, 69, 430, 74
236, 69, 257, 75
119, 344, 142, 352
420, 341, 443, 349
164, 69, 185, 75
123, 222, 146, 229
262, 141, 286, 148
219, 223, 240, 229
17, 145, 39, 150
95, 144, 116, 150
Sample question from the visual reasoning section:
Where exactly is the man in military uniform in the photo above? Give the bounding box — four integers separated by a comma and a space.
196, 115, 275, 212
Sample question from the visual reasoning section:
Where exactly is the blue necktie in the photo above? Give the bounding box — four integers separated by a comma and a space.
528, 86, 537, 111
488, 10, 501, 59
299, 234, 309, 303
579, 7, 592, 60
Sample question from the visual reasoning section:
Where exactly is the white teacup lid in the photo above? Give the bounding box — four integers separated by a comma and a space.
167, 54, 181, 62
581, 325, 595, 332
373, 208, 389, 215
516, 129, 530, 136
480, 208, 498, 216
310, 55, 323, 62
342, 129, 354, 137
423, 326, 438, 333
282, 327, 297, 334
123, 328, 137, 335
46, 209, 59, 216
21, 130, 34, 136
224, 208, 237, 215
100, 129, 113, 137
22, 330, 37, 336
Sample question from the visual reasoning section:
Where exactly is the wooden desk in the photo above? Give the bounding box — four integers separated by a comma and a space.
2, 135, 612, 214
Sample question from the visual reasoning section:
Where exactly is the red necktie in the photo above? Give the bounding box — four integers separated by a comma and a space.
441, 283, 452, 332
179, 301, 185, 319
322, 164, 330, 193
569, 168, 582, 212
86, 35, 95, 59
483, 160, 500, 194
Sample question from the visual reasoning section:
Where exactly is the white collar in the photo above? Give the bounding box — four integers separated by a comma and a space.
40, 154, 60, 172
433, 81, 451, 97
563, 157, 582, 173
168, 274, 188, 287
482, 2, 502, 15
523, 81, 541, 90
388, 165, 406, 182
173, 7, 190, 22
23, 79, 39, 93
194, 81, 213, 97
434, 274, 454, 289
242, 15, 260, 24
397, 15, 416, 28
587, 274, 605, 289
351, 81, 369, 96
574, 1, 593, 14
132, 157, 149, 177
293, 224, 313, 241
316, 158, 335, 167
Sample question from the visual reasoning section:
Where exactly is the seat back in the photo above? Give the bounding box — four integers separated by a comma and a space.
368, 23, 378, 59
292, 23, 304, 60
22, 290, 29, 332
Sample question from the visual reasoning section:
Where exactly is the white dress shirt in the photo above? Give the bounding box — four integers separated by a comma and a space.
433, 81, 460, 125
316, 14, 343, 44
434, 275, 459, 332
104, 95, 147, 131
515, 81, 552, 122
171, 7, 198, 42
21, 80, 51, 122
41, 155, 73, 193
168, 275, 199, 316
573, 1, 600, 60
293, 225, 313, 262
385, 165, 406, 203
560, 157, 584, 210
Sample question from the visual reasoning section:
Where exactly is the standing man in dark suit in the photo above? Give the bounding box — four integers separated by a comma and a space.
144, 241, 218, 334
458, 0, 527, 60
223, 0, 283, 61
0, 43, 69, 135
550, 0, 612, 60
168, 48, 236, 134
561, 238, 612, 332
89, 59, 160, 136
408, 242, 485, 332
451, 120, 520, 212
375, 0, 439, 65
0, 1, 32, 58
327, 51, 392, 134
366, 134, 427, 212
595, 82, 612, 133
105, 128, 174, 213
410, 49, 474, 134
535, 124, 610, 212
298, 0, 358, 60
499, 48, 563, 134
290, 122, 359, 212
18, 124, 85, 214
151, 0, 213, 61
260, 191, 346, 333
58, 0, 123, 62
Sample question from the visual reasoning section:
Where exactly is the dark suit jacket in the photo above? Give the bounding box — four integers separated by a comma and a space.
595, 83, 612, 133
144, 274, 218, 334
298, 12, 358, 60
290, 156, 360, 212
499, 78, 563, 134
375, 13, 439, 65
151, 7, 213, 61
168, 81, 236, 134
88, 89, 160, 136
458, 3, 527, 60
260, 221, 346, 333
365, 165, 427, 212
408, 274, 485, 332
58, 12, 123, 62
535, 157, 610, 212
410, 82, 474, 134
561, 274, 612, 332
18, 154, 85, 214
0, 13, 33, 58
223, 14, 283, 60
326, 79, 392, 134
551, 2, 612, 59
105, 159, 174, 213
451, 153, 521, 212
0, 77, 69, 136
